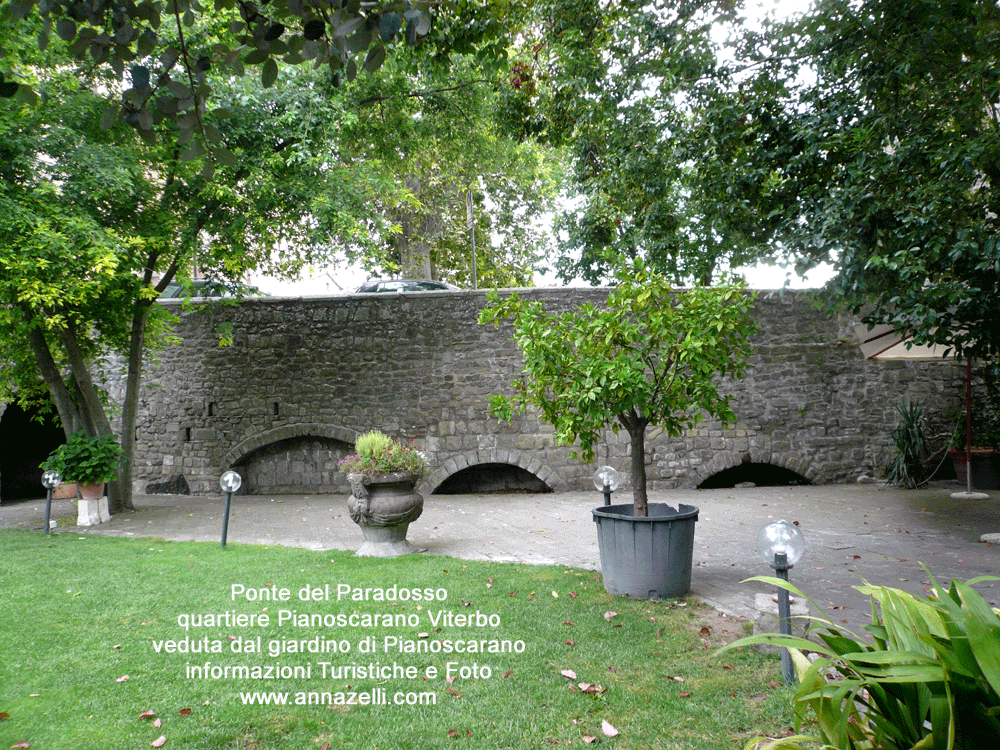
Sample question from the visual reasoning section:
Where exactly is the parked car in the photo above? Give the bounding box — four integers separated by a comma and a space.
356, 279, 460, 294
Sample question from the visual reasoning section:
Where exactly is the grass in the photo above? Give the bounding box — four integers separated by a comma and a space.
0, 529, 791, 749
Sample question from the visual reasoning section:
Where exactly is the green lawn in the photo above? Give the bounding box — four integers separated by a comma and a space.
0, 530, 791, 749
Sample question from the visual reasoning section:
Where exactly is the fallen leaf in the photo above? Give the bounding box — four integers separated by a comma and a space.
679, 691, 692, 698
321, 744, 331, 750
445, 687, 461, 698
578, 683, 605, 694
569, 591, 578, 599
11, 743, 30, 749
601, 720, 620, 737
582, 735, 597, 744
667, 675, 685, 682
560, 669, 577, 680
150, 737, 166, 748
608, 666, 617, 673
447, 729, 460, 737
154, 718, 162, 728
0, 713, 8, 720
113, 644, 122, 650
139, 710, 157, 720
603, 611, 617, 621
699, 626, 712, 636
563, 620, 573, 626
552, 591, 559, 598
115, 675, 129, 683
722, 664, 735, 671
502, 670, 513, 678
178, 708, 192, 716
564, 639, 575, 646
461, 600, 470, 607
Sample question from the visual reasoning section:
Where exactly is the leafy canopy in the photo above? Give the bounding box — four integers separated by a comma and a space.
479, 257, 756, 513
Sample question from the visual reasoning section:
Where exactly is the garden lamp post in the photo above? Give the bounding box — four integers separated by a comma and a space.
41, 470, 62, 535
219, 470, 242, 548
593, 466, 621, 506
757, 519, 806, 686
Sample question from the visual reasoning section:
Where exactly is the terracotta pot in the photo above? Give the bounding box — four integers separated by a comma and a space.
346, 472, 424, 557
78, 481, 106, 500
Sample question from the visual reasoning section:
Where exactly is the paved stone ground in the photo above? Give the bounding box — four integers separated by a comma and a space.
3, 481, 998, 633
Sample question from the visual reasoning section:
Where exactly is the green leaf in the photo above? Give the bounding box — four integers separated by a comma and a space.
379, 12, 402, 43
362, 44, 386, 74
261, 58, 279, 88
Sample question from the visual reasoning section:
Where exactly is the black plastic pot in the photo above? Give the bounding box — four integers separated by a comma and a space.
592, 503, 699, 600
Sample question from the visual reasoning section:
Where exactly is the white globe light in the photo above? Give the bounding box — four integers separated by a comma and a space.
220, 471, 242, 493
593, 465, 621, 492
757, 520, 805, 566
41, 470, 62, 490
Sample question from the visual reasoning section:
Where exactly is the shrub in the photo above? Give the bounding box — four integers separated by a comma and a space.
338, 430, 428, 478
40, 431, 124, 484
725, 572, 1000, 749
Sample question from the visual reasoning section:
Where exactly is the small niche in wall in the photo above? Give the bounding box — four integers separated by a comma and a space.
184, 427, 192, 442
273, 402, 280, 416
208, 402, 217, 417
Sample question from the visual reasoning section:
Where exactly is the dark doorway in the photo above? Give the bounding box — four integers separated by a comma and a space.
697, 462, 811, 490
0, 404, 65, 503
433, 463, 552, 495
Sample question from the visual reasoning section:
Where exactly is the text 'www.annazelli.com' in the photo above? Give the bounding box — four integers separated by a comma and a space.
239, 688, 436, 707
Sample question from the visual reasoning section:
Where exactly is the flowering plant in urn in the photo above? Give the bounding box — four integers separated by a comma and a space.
338, 431, 428, 557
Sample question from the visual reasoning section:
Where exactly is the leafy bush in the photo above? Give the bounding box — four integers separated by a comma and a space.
40, 431, 124, 484
338, 430, 428, 478
725, 572, 1000, 749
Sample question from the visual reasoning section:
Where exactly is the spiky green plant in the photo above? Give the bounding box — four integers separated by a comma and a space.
723, 572, 1000, 750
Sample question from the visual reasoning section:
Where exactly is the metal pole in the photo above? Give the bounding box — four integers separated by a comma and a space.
774, 552, 795, 685
966, 358, 973, 494
44, 488, 53, 535
221, 491, 233, 548
603, 484, 612, 506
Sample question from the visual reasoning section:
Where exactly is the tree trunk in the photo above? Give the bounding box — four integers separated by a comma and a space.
619, 412, 649, 516
21, 305, 84, 436
117, 302, 152, 512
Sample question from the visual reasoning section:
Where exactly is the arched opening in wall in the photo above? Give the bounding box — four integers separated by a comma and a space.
433, 463, 552, 495
233, 436, 353, 495
0, 404, 65, 503
697, 462, 811, 490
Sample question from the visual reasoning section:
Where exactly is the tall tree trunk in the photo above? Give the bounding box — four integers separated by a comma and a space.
619, 411, 649, 516
20, 304, 84, 436
117, 302, 152, 512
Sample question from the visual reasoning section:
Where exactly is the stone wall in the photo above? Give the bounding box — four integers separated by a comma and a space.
128, 289, 967, 495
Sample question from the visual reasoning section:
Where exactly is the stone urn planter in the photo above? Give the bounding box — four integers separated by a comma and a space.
347, 472, 424, 557
592, 502, 699, 600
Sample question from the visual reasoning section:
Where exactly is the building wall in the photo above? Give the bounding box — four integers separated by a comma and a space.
126, 289, 966, 495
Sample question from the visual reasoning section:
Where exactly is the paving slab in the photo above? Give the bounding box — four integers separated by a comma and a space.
3, 481, 998, 633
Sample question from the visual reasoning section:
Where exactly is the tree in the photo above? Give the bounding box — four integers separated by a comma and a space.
702, 0, 1000, 360
0, 22, 379, 510
494, 0, 762, 286
0, 0, 438, 163
479, 258, 757, 515
335, 54, 566, 287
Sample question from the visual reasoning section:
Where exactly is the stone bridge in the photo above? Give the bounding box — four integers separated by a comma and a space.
0, 289, 968, 500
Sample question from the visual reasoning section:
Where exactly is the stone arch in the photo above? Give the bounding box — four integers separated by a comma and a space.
690, 446, 822, 488
425, 449, 555, 494
222, 423, 359, 467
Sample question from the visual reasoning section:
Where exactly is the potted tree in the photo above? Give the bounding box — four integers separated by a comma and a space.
41, 431, 124, 525
338, 430, 429, 557
480, 258, 757, 599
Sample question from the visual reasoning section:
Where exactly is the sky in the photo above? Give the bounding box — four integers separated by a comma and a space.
251, 0, 827, 297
